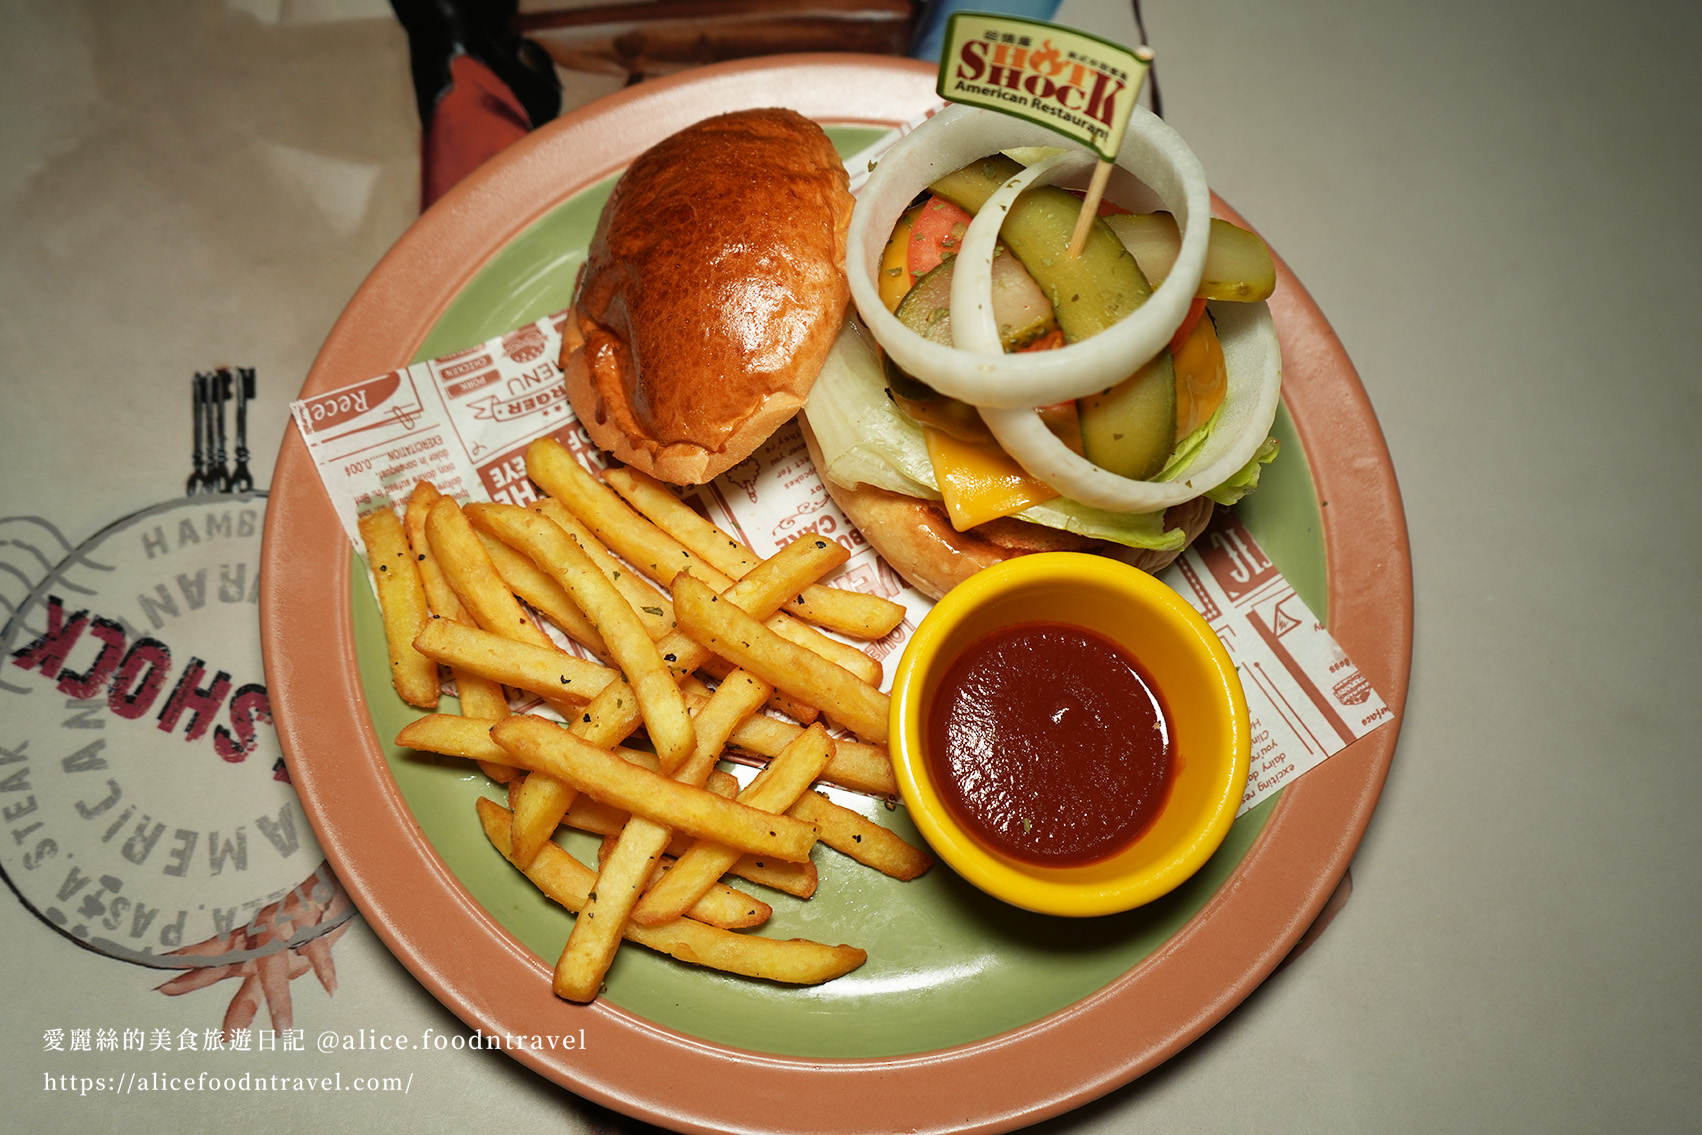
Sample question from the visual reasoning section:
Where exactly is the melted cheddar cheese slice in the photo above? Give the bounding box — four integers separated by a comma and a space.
924, 426, 1060, 531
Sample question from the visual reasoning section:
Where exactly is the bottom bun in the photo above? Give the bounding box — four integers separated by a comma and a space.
801, 420, 1213, 601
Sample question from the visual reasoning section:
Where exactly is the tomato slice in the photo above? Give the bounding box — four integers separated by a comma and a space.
1168, 296, 1209, 356
907, 195, 973, 279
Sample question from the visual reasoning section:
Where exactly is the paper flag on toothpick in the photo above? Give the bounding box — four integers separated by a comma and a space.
934, 12, 1151, 256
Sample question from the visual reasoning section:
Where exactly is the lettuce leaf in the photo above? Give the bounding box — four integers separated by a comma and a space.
1155, 408, 1219, 483
1206, 436, 1280, 506
803, 319, 939, 499
802, 319, 1272, 550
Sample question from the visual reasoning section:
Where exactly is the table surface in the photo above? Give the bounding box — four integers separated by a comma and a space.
4, 1, 1699, 1132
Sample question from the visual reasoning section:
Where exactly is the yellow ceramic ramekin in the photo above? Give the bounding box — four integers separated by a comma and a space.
889, 552, 1250, 917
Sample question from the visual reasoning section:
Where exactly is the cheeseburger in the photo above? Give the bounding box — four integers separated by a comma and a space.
562, 104, 1282, 600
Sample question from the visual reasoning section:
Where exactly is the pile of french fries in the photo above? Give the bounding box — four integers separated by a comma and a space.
358, 436, 929, 1002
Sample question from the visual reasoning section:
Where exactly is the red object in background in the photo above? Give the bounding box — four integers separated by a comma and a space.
391, 0, 562, 209
423, 54, 536, 208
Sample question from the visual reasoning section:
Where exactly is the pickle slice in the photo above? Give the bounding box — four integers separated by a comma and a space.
883, 257, 948, 401
894, 258, 955, 346
1103, 212, 1277, 302
1077, 351, 1177, 482
929, 156, 1152, 343
927, 154, 1026, 213
892, 251, 1056, 353
883, 357, 942, 403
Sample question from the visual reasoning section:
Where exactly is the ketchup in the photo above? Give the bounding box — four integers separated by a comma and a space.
926, 622, 1173, 866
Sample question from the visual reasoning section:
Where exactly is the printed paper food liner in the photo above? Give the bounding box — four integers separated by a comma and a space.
290, 305, 1388, 815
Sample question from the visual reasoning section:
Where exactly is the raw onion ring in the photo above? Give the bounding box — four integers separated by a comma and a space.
979, 299, 1283, 512
846, 103, 1212, 409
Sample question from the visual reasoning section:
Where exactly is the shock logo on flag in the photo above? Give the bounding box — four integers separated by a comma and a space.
935, 13, 1149, 161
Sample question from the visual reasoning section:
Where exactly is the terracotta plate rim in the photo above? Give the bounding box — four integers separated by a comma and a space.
259, 54, 1413, 1135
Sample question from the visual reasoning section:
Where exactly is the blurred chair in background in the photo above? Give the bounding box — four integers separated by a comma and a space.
390, 0, 928, 206
390, 0, 564, 206
515, 0, 914, 82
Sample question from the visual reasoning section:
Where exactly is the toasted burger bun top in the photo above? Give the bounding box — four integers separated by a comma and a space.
565, 108, 853, 485
799, 419, 1214, 601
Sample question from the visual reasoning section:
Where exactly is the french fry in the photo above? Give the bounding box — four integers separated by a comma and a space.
412, 618, 614, 707
404, 484, 509, 713
554, 821, 674, 1001
556, 778, 819, 899
358, 507, 439, 708
402, 482, 459, 615
469, 503, 695, 771
525, 436, 724, 590
403, 484, 511, 782
396, 713, 508, 763
491, 716, 819, 862
718, 852, 818, 899
605, 465, 904, 639
531, 497, 675, 641
766, 612, 884, 687
674, 538, 858, 722
474, 530, 608, 657
561, 788, 629, 834
424, 496, 555, 649
670, 669, 775, 786
648, 861, 770, 930
601, 466, 755, 575
506, 528, 844, 868
510, 749, 610, 869
788, 791, 933, 881
573, 805, 818, 895
528, 438, 878, 680
507, 671, 646, 868
717, 703, 897, 797
673, 576, 890, 744
477, 799, 864, 985
700, 655, 820, 725
594, 533, 849, 724
567, 793, 666, 842
548, 668, 772, 1000
396, 714, 665, 778
455, 734, 808, 904
594, 837, 771, 931
472, 757, 517, 785
632, 724, 834, 926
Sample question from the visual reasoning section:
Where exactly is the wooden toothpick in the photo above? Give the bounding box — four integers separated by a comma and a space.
1066, 159, 1114, 258
1067, 45, 1153, 258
